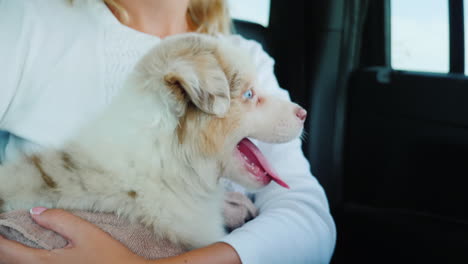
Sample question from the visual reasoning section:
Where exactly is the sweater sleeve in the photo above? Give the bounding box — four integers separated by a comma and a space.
219, 35, 336, 264
0, 1, 30, 129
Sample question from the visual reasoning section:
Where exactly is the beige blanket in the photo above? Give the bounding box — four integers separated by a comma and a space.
0, 192, 257, 260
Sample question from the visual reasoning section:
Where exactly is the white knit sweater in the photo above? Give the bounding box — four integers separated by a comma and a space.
0, 0, 336, 263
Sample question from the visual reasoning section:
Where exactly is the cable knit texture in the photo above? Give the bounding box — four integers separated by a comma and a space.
100, 21, 158, 103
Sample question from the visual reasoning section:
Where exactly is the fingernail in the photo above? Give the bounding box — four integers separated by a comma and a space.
30, 207, 48, 215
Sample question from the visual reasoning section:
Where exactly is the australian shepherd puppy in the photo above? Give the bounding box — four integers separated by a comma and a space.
0, 34, 307, 249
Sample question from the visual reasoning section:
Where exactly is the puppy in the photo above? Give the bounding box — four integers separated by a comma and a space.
0, 34, 307, 249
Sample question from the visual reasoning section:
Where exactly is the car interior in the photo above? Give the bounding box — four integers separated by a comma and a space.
1, 0, 467, 262
235, 0, 468, 263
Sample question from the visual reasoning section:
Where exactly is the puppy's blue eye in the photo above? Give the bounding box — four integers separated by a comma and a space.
243, 89, 254, 99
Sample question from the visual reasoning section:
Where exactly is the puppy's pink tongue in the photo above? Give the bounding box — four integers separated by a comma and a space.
237, 138, 290, 189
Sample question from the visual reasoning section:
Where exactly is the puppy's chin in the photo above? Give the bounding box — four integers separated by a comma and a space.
222, 160, 270, 191
222, 138, 290, 190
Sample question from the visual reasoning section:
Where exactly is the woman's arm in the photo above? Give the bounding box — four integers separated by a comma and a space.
0, 0, 28, 129
156, 242, 241, 264
0, 208, 241, 264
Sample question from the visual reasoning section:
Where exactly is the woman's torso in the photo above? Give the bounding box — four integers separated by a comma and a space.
2, 0, 178, 160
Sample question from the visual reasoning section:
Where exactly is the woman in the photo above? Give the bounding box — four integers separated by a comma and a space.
0, 0, 336, 263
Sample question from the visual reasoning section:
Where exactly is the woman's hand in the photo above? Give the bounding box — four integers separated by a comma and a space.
0, 207, 147, 264
0, 208, 242, 264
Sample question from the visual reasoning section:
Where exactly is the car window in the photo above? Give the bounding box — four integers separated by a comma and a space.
391, 0, 449, 73
465, 0, 468, 74
227, 0, 270, 27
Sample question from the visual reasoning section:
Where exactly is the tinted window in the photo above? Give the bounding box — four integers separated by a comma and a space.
228, 0, 270, 27
391, 0, 449, 73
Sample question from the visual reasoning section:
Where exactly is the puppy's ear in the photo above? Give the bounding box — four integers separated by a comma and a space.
164, 62, 230, 117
